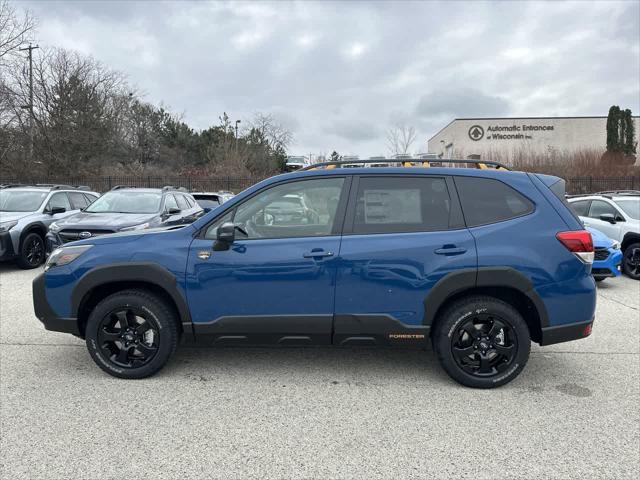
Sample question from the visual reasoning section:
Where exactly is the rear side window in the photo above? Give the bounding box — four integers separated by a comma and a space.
352, 176, 451, 234
455, 176, 534, 227
68, 192, 89, 209
570, 200, 590, 216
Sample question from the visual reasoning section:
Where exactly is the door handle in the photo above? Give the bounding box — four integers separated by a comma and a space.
434, 246, 467, 255
303, 250, 334, 258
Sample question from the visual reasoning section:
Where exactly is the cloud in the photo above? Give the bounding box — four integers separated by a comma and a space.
20, 0, 640, 157
416, 88, 511, 119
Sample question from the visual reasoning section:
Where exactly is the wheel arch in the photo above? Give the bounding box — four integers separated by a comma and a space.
621, 232, 640, 252
423, 267, 548, 344
18, 221, 47, 251
71, 263, 192, 338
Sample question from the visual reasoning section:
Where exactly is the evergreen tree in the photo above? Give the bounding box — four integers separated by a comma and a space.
606, 105, 620, 152
623, 109, 636, 154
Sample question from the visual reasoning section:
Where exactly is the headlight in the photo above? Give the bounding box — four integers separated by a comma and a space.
0, 220, 18, 233
45, 245, 93, 271
119, 222, 150, 232
49, 222, 61, 233
611, 241, 620, 250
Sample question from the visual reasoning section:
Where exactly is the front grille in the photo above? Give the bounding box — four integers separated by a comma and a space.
594, 248, 609, 261
58, 229, 115, 243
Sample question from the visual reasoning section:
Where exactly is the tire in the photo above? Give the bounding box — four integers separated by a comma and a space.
432, 295, 531, 388
17, 232, 45, 269
622, 243, 640, 280
85, 289, 179, 379
594, 277, 606, 283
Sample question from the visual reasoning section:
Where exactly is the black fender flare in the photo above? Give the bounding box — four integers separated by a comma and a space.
19, 221, 48, 249
71, 262, 192, 333
422, 267, 549, 328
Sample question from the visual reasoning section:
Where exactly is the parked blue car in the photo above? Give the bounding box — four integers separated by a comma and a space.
587, 226, 622, 282
33, 161, 597, 388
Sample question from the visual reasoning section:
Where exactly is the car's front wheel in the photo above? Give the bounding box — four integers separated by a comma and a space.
432, 295, 530, 388
622, 242, 640, 280
85, 289, 179, 379
17, 232, 46, 269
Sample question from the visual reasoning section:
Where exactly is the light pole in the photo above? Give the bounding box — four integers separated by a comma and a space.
235, 120, 241, 154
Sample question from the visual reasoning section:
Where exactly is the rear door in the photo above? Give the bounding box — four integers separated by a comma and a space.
334, 175, 476, 345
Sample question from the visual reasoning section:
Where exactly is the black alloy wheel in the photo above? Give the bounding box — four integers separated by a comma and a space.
98, 307, 159, 369
85, 289, 179, 379
623, 243, 640, 279
451, 313, 517, 377
18, 232, 45, 269
432, 295, 530, 388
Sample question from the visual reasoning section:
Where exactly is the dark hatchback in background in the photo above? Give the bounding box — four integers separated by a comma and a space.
46, 185, 202, 251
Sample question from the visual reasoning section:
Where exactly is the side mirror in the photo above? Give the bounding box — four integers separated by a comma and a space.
49, 206, 66, 215
167, 207, 181, 215
214, 222, 235, 251
599, 213, 616, 224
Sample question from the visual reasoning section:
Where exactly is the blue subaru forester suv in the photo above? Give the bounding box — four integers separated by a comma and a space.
32, 161, 597, 388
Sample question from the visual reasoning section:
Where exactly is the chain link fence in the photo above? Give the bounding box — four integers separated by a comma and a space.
1, 174, 638, 195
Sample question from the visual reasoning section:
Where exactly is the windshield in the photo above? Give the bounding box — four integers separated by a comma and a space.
85, 191, 162, 214
615, 198, 640, 220
0, 190, 48, 212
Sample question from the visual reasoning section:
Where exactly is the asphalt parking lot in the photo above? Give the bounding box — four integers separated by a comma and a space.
0, 264, 638, 479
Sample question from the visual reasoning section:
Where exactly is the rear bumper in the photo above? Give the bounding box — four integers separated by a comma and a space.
540, 319, 594, 346
32, 272, 80, 336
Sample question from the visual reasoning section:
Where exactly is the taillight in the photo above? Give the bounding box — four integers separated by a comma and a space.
556, 230, 594, 264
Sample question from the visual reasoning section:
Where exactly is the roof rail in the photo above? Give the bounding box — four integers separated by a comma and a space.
110, 185, 137, 191
301, 158, 511, 171
593, 190, 640, 196
162, 185, 188, 192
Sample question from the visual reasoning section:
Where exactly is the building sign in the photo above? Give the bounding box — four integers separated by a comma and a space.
468, 123, 555, 141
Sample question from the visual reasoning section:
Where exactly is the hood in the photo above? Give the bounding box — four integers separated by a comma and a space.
586, 226, 614, 248
56, 211, 158, 230
0, 211, 33, 223
70, 224, 195, 246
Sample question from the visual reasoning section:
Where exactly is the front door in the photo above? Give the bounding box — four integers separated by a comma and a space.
186, 176, 349, 345
583, 199, 623, 240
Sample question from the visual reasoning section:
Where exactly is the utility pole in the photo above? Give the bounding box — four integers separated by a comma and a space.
19, 43, 39, 163
235, 119, 241, 154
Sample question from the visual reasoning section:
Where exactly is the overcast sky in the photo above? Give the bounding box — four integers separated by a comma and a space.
22, 0, 640, 157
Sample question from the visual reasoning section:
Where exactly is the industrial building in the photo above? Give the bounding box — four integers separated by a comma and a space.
427, 116, 640, 163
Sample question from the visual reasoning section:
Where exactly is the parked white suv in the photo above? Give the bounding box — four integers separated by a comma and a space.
568, 191, 640, 279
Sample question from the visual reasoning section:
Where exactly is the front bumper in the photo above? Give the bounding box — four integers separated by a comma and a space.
45, 232, 62, 255
0, 231, 16, 260
592, 248, 623, 278
540, 319, 594, 346
32, 272, 81, 336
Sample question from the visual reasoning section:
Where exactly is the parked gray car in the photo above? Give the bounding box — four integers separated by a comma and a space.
0, 184, 100, 268
46, 186, 203, 252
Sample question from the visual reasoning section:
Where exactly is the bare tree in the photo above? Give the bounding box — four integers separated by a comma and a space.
386, 122, 417, 156
246, 112, 293, 151
0, 0, 36, 64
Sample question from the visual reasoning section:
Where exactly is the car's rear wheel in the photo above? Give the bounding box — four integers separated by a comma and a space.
622, 243, 640, 280
17, 232, 45, 269
433, 295, 530, 388
85, 289, 179, 379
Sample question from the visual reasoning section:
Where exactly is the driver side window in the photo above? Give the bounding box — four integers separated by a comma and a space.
46, 192, 71, 212
206, 178, 345, 240
164, 194, 179, 211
